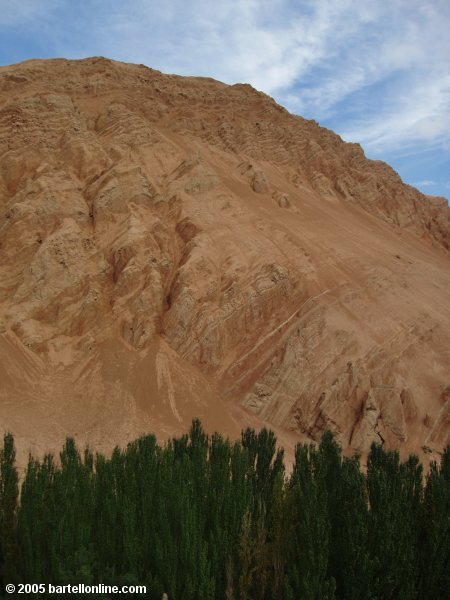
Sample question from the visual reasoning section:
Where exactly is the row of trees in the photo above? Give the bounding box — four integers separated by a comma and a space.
0, 421, 448, 599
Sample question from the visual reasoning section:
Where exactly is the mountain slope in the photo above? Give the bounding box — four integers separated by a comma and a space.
0, 57, 448, 465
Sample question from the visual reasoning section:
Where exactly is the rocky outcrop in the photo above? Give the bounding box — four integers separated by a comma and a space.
0, 57, 448, 466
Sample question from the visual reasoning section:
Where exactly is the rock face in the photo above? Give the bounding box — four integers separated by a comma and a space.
0, 57, 449, 466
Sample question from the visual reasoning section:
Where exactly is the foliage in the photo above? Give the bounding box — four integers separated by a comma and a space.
0, 425, 447, 599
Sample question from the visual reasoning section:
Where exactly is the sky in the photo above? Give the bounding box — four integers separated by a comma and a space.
0, 0, 449, 200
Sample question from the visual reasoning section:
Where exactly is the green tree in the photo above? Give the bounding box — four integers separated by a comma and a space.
366, 443, 422, 599
0, 433, 19, 585
319, 432, 369, 599
285, 442, 335, 599
51, 439, 95, 583
18, 453, 56, 582
418, 446, 450, 599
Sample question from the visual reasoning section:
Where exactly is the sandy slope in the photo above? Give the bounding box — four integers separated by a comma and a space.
0, 57, 448, 467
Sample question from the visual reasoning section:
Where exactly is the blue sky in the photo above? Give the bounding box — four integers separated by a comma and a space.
1, 0, 449, 200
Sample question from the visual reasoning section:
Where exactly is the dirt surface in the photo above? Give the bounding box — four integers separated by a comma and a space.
0, 57, 448, 468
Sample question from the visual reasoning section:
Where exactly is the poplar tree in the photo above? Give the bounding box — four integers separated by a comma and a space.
285, 442, 335, 599
51, 439, 95, 583
366, 443, 422, 599
18, 454, 56, 582
335, 455, 370, 599
319, 432, 369, 599
0, 433, 19, 585
418, 446, 450, 599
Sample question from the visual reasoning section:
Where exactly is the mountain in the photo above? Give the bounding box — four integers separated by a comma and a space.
0, 57, 448, 467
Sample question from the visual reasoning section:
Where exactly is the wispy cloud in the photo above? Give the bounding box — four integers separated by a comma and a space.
414, 180, 437, 187
273, 2, 450, 155
340, 75, 450, 153
62, 1, 450, 156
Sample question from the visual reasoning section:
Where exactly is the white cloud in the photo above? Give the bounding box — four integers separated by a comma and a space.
100, 0, 449, 155
340, 75, 450, 153
414, 180, 437, 187
36, 1, 361, 94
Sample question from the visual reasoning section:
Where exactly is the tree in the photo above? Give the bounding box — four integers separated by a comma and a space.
319, 432, 369, 599
366, 443, 422, 599
0, 433, 19, 585
285, 442, 335, 599
418, 446, 450, 598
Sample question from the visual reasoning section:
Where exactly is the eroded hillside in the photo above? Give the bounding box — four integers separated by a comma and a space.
0, 57, 448, 466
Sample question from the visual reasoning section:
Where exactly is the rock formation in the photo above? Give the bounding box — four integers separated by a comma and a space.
0, 57, 449, 467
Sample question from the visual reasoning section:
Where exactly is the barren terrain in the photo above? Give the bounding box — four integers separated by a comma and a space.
0, 57, 448, 467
